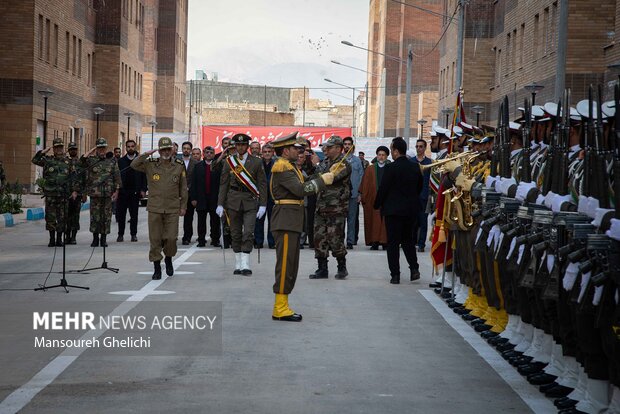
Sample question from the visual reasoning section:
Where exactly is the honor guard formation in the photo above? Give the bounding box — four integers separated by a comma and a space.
24, 82, 620, 412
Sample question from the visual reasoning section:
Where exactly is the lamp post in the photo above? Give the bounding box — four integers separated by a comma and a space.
93, 107, 104, 145
524, 82, 545, 106
148, 120, 157, 151
330, 60, 380, 138
472, 105, 484, 127
341, 40, 413, 147
324, 78, 356, 136
38, 89, 54, 149
417, 119, 427, 140
123, 111, 134, 149
441, 108, 453, 128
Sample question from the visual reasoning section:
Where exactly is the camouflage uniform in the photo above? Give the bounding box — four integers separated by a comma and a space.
80, 139, 121, 237
31, 145, 74, 233
66, 143, 85, 240
313, 152, 352, 259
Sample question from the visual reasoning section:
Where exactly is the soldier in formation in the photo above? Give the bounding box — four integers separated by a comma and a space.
31, 138, 78, 247
131, 137, 188, 280
66, 141, 85, 244
80, 138, 121, 248
428, 87, 619, 413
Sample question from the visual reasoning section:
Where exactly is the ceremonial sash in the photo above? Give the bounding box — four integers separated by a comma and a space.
227, 155, 260, 197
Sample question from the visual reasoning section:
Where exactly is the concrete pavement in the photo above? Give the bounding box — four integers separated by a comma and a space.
0, 207, 545, 413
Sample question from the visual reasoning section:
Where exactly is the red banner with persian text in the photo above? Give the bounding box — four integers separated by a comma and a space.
201, 126, 352, 151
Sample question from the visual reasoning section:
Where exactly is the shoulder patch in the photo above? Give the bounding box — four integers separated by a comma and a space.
175, 159, 184, 165
271, 158, 294, 173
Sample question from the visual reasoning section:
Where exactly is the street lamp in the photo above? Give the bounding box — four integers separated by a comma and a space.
441, 108, 453, 128
342, 40, 413, 147
148, 120, 157, 151
417, 119, 427, 140
38, 89, 54, 149
123, 111, 134, 149
324, 78, 356, 137
331, 60, 380, 137
472, 105, 484, 127
93, 107, 105, 144
524, 82, 545, 106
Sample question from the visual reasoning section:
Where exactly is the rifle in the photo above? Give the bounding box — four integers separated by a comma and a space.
555, 90, 570, 195
490, 103, 501, 178
501, 96, 511, 178
614, 84, 620, 218
596, 85, 610, 208
521, 98, 532, 183
583, 86, 594, 198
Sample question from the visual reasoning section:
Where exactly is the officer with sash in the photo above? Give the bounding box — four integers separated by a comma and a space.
269, 132, 335, 321
217, 133, 268, 275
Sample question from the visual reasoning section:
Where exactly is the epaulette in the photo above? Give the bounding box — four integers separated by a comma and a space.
175, 158, 184, 165
271, 158, 294, 173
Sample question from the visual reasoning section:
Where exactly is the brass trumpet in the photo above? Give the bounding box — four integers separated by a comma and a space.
419, 150, 482, 172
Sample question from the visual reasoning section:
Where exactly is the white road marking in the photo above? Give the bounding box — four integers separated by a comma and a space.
0, 245, 199, 414
419, 290, 556, 414
108, 290, 175, 296
180, 262, 202, 265
136, 271, 194, 275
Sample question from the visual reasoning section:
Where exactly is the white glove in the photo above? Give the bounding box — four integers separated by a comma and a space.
591, 208, 613, 228
546, 254, 555, 274
578, 272, 591, 303
216, 206, 224, 217
552, 194, 572, 213
256, 206, 266, 219
592, 285, 604, 306
506, 238, 517, 260
544, 191, 556, 208
499, 177, 516, 196
485, 175, 497, 189
586, 197, 599, 219
577, 195, 589, 215
563, 262, 579, 291
606, 218, 620, 241
516, 182, 537, 202
535, 194, 545, 205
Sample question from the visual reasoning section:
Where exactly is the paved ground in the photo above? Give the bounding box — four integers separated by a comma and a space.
0, 207, 543, 413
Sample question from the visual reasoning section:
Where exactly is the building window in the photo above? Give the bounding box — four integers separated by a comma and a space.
512, 29, 517, 72
496, 49, 502, 86
519, 24, 525, 68
53, 24, 59, 66
134, 70, 137, 98
38, 15, 44, 59
65, 31, 70, 70
72, 35, 77, 75
87, 54, 91, 85
78, 39, 82, 78
135, 0, 139, 27
45, 19, 51, 62
543, 7, 549, 56
506, 33, 511, 75
533, 14, 540, 59
92, 52, 96, 87
120, 63, 124, 92
550, 2, 558, 51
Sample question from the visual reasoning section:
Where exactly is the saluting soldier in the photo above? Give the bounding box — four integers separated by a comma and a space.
308, 136, 352, 280
66, 142, 85, 244
269, 132, 335, 321
80, 138, 121, 248
217, 133, 268, 276
131, 137, 188, 280
32, 137, 78, 247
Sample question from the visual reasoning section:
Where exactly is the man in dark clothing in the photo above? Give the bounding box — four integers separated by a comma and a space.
181, 141, 198, 244
116, 140, 147, 242
410, 139, 432, 252
190, 146, 221, 247
374, 137, 423, 284
255, 143, 276, 248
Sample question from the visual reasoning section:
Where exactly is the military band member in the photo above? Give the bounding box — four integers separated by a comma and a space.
269, 132, 335, 321
217, 133, 268, 276
32, 138, 78, 247
80, 138, 121, 248
131, 137, 188, 280
308, 136, 352, 280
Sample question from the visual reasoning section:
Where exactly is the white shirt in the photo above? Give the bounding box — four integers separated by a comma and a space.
237, 152, 249, 166
183, 158, 190, 169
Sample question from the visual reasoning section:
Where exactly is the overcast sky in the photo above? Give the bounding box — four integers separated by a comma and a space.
186, 0, 370, 105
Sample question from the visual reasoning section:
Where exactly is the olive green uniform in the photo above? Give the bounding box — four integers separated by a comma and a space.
80, 155, 121, 234
131, 154, 188, 262
67, 155, 85, 235
271, 158, 326, 294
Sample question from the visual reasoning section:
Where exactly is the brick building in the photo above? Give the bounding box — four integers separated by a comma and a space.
439, 0, 619, 126
366, 0, 442, 139
0, 0, 187, 189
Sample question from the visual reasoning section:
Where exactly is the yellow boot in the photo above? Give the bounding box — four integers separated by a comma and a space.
272, 294, 302, 322
463, 288, 474, 310
490, 309, 509, 333
470, 294, 487, 318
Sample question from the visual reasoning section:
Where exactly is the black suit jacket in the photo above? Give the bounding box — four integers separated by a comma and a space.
118, 154, 147, 194
374, 156, 423, 217
190, 160, 221, 211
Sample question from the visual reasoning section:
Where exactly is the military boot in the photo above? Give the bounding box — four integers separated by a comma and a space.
90, 233, 100, 247
164, 256, 174, 276
100, 234, 108, 247
55, 232, 64, 247
309, 258, 328, 279
152, 261, 162, 280
68, 230, 77, 245
335, 257, 348, 279
48, 231, 56, 247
